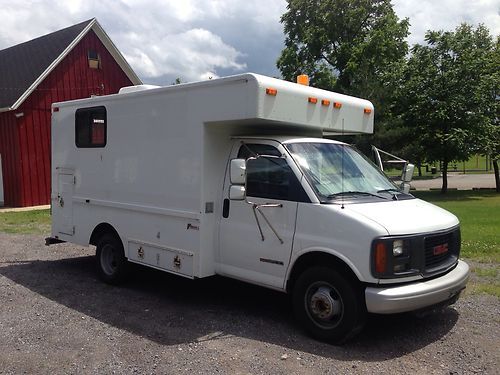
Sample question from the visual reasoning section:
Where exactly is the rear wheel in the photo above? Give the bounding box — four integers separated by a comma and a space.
96, 234, 129, 284
292, 267, 366, 343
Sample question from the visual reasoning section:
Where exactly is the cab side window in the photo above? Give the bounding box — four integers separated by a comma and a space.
237, 144, 309, 202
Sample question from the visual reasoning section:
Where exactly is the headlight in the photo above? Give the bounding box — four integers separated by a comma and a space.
371, 237, 416, 278
393, 239, 404, 256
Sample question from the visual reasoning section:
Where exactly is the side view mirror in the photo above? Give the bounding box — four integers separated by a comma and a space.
230, 159, 246, 185
229, 159, 246, 200
402, 163, 415, 183
229, 185, 246, 200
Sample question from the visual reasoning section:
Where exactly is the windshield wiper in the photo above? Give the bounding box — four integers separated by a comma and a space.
377, 188, 403, 201
377, 188, 401, 194
327, 191, 386, 200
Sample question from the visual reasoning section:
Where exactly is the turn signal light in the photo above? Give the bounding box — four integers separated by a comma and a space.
374, 242, 387, 274
266, 88, 277, 96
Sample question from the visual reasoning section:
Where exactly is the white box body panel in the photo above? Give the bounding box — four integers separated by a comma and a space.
50, 73, 375, 279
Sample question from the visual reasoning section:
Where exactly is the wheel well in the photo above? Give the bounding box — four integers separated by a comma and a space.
89, 223, 120, 246
286, 252, 361, 293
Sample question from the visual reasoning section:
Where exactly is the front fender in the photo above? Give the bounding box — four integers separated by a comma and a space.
286, 246, 368, 286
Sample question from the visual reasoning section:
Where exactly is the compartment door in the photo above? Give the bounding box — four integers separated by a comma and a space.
57, 173, 74, 235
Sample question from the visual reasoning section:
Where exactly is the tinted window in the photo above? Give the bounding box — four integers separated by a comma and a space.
237, 144, 309, 202
75, 106, 106, 148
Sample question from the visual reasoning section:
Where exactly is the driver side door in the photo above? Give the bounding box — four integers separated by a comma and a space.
218, 142, 309, 289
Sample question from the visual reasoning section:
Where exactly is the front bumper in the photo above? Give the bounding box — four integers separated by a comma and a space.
365, 259, 470, 314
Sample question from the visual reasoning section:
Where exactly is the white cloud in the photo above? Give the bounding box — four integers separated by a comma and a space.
393, 0, 500, 46
124, 28, 246, 81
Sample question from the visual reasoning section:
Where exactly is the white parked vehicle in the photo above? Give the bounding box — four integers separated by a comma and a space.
47, 73, 469, 343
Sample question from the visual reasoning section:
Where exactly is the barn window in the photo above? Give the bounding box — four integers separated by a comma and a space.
88, 49, 101, 69
75, 106, 107, 148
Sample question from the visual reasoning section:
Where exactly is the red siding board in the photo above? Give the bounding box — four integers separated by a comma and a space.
1, 30, 133, 207
0, 112, 22, 206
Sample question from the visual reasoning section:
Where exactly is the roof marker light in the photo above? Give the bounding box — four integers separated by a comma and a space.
333, 102, 342, 109
53, 107, 59, 112
266, 88, 277, 96
364, 108, 372, 114
297, 74, 309, 86
321, 99, 330, 106
308, 97, 318, 104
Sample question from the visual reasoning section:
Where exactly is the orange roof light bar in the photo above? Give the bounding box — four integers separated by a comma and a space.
364, 108, 372, 114
308, 97, 318, 104
297, 74, 309, 86
266, 88, 277, 96
321, 99, 330, 106
333, 102, 342, 109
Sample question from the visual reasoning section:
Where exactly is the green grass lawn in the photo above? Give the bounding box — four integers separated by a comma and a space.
0, 209, 51, 234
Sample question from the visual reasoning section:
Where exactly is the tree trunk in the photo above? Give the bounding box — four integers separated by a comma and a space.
441, 161, 448, 194
493, 159, 500, 193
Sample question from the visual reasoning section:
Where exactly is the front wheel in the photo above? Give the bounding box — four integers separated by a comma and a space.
96, 234, 130, 285
292, 267, 366, 343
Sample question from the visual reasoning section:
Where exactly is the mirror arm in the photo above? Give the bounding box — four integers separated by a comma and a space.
250, 203, 284, 244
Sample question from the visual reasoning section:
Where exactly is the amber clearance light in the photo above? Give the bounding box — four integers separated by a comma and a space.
297, 74, 309, 86
266, 88, 278, 96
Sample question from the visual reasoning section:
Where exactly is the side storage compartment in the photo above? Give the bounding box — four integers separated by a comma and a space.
127, 240, 194, 278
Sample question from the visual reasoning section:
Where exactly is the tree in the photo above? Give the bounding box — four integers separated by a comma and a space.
277, 0, 409, 116
474, 36, 500, 192
392, 24, 498, 193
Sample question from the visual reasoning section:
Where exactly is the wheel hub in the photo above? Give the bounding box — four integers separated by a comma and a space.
310, 286, 341, 320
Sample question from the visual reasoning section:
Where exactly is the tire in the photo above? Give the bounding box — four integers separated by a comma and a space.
96, 233, 130, 285
292, 266, 366, 343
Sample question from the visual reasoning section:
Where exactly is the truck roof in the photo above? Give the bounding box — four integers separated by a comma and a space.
53, 73, 374, 135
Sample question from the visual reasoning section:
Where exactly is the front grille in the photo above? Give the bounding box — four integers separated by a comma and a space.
424, 229, 460, 272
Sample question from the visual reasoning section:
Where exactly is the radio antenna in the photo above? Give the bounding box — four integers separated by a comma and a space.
341, 118, 345, 209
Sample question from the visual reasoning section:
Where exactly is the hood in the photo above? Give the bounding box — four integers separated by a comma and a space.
343, 198, 459, 235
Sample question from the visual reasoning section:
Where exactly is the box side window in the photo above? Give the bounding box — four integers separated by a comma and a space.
75, 106, 107, 148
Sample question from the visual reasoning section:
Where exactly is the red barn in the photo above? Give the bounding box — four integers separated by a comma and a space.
0, 19, 141, 207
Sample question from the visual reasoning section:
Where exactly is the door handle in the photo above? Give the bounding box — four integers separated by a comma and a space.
222, 199, 230, 218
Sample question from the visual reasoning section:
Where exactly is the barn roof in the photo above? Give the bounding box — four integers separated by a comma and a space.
0, 18, 141, 112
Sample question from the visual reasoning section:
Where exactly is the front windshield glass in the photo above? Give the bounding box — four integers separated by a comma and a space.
286, 142, 401, 201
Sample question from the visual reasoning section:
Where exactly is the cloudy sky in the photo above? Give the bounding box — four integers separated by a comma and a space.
0, 0, 498, 85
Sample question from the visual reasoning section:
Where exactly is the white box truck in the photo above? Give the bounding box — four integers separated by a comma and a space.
46, 73, 469, 343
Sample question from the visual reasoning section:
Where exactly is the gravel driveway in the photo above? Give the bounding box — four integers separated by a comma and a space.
0, 233, 498, 374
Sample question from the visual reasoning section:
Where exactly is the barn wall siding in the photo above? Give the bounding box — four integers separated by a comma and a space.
1, 30, 133, 207
0, 112, 22, 206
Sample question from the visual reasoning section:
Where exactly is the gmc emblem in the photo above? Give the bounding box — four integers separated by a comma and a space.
433, 243, 449, 255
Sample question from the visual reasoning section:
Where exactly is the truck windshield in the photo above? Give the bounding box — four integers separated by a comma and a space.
285, 142, 408, 202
